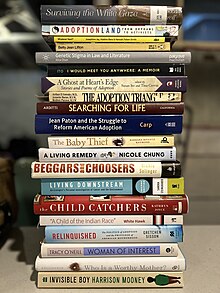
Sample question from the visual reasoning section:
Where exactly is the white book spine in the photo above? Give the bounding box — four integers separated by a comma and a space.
38, 147, 176, 162
31, 161, 164, 178
39, 215, 184, 226
35, 249, 185, 271
40, 243, 179, 258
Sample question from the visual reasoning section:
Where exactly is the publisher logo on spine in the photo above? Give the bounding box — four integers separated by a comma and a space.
135, 179, 150, 194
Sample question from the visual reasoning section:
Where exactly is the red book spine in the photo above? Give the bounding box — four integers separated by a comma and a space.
33, 195, 189, 215
36, 102, 184, 115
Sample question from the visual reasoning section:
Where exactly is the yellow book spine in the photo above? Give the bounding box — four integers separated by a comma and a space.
54, 36, 166, 43
55, 42, 170, 52
168, 178, 185, 194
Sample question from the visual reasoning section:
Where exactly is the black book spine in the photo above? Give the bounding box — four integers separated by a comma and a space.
47, 64, 185, 77
161, 161, 181, 177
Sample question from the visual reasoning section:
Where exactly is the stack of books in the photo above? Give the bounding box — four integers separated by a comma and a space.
32, 4, 191, 289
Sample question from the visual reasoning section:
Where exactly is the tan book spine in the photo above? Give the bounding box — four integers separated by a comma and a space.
47, 135, 175, 148
48, 92, 182, 103
41, 76, 187, 94
37, 271, 184, 288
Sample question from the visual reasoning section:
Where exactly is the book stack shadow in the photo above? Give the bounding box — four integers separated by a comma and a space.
32, 4, 191, 289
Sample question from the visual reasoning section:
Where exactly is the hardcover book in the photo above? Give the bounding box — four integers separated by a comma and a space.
35, 51, 191, 64
47, 91, 183, 103
40, 177, 184, 196
47, 135, 175, 148
36, 102, 184, 115
41, 76, 187, 94
33, 194, 189, 215
41, 5, 183, 25
42, 24, 179, 37
47, 64, 185, 77
35, 114, 183, 135
40, 242, 180, 257
39, 215, 184, 226
31, 161, 182, 179
37, 271, 184, 288
44, 225, 183, 243
35, 248, 185, 270
38, 147, 177, 162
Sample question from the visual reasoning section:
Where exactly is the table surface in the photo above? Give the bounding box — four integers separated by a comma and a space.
0, 225, 219, 293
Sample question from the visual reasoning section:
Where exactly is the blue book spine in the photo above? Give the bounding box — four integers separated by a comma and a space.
45, 225, 183, 243
41, 178, 165, 196
35, 114, 182, 135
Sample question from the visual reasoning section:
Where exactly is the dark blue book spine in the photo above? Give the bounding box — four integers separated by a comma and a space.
35, 114, 182, 135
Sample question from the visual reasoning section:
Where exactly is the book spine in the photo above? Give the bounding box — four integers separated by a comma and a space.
47, 135, 175, 148
53, 36, 167, 43
37, 271, 184, 288
35, 114, 183, 135
42, 25, 179, 37
40, 242, 179, 257
47, 64, 185, 77
40, 177, 184, 196
35, 52, 192, 64
38, 147, 176, 162
35, 253, 185, 271
41, 5, 183, 25
44, 225, 183, 243
39, 215, 184, 226
41, 76, 187, 94
48, 92, 183, 102
33, 194, 189, 215
37, 102, 184, 115
31, 161, 181, 179
55, 42, 171, 52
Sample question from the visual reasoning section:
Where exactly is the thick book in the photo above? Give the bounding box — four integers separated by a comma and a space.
41, 76, 187, 94
33, 194, 189, 215
39, 215, 184, 226
35, 249, 185, 271
31, 161, 181, 179
35, 114, 183, 135
38, 147, 176, 162
47, 91, 183, 103
43, 225, 183, 243
37, 271, 184, 288
47, 135, 175, 148
47, 64, 185, 77
40, 242, 179, 257
37, 102, 184, 115
42, 24, 179, 37
41, 5, 183, 25
55, 42, 171, 52
35, 51, 191, 64
40, 177, 184, 196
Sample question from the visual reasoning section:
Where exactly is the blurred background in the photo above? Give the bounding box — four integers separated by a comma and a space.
0, 0, 219, 227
